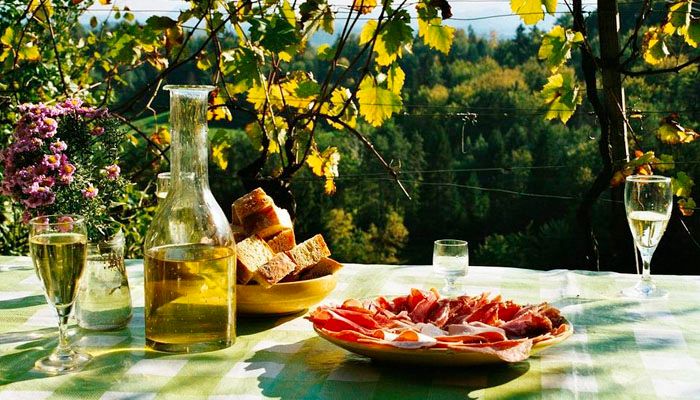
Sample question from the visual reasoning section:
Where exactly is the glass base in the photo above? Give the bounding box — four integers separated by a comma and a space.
621, 280, 668, 299
35, 349, 92, 375
146, 338, 233, 353
441, 283, 463, 297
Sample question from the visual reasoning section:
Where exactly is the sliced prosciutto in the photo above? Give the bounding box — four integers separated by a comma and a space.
308, 288, 570, 362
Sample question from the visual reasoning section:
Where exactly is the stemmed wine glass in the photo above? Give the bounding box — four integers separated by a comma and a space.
433, 239, 469, 296
29, 215, 92, 374
622, 175, 673, 299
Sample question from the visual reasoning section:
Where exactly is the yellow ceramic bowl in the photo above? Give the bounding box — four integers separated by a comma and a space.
236, 273, 338, 315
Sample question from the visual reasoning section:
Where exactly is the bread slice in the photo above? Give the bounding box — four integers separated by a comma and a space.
242, 205, 293, 239
285, 234, 331, 279
235, 235, 274, 284
299, 257, 343, 280
267, 229, 296, 253
254, 252, 297, 288
231, 224, 247, 243
232, 188, 274, 225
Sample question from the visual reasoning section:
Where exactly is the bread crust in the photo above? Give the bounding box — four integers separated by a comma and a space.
267, 229, 296, 253
233, 187, 274, 224
285, 234, 331, 279
254, 252, 297, 287
242, 205, 293, 239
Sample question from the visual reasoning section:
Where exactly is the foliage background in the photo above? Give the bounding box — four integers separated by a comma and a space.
1, 1, 698, 273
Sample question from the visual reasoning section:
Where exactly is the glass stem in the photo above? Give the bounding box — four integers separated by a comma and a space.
55, 310, 71, 356
638, 246, 655, 283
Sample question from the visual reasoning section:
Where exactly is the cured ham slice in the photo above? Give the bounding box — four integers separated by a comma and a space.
308, 288, 569, 363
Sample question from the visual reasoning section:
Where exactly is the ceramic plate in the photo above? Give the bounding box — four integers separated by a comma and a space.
314, 319, 573, 366
237, 273, 337, 315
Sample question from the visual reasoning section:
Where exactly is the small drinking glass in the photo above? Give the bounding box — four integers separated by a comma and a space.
156, 172, 170, 200
622, 175, 673, 299
29, 214, 92, 374
433, 239, 469, 296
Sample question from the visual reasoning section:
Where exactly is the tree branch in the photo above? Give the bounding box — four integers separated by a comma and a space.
621, 54, 700, 76
321, 113, 411, 199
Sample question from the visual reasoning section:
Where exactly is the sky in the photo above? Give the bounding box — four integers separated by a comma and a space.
83, 0, 589, 39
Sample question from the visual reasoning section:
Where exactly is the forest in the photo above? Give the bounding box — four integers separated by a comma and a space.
1, 1, 698, 274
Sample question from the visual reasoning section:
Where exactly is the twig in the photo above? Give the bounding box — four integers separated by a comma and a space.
113, 113, 170, 164
322, 113, 411, 199
622, 55, 700, 76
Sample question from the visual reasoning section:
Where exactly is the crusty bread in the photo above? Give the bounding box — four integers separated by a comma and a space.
231, 224, 247, 243
299, 257, 343, 280
285, 234, 331, 279
267, 229, 296, 253
242, 205, 293, 239
232, 187, 274, 225
236, 235, 274, 284
254, 252, 297, 288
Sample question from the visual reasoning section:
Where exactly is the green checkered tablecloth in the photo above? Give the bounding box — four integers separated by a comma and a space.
1, 256, 699, 399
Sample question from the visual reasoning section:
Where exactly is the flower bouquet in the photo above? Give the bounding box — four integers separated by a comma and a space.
1, 98, 126, 241
1, 98, 133, 330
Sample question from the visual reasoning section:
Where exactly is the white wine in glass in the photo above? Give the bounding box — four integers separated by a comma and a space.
622, 175, 672, 299
29, 215, 92, 374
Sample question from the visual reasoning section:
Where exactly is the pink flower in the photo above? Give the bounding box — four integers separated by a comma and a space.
42, 154, 61, 170
104, 164, 120, 180
23, 184, 55, 208
81, 184, 98, 199
90, 126, 105, 136
50, 140, 67, 153
56, 215, 74, 232
59, 162, 76, 185
62, 98, 83, 109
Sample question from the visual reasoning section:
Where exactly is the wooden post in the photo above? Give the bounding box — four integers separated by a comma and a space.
598, 0, 632, 269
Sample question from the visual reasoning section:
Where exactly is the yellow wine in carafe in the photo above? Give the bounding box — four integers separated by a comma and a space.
145, 243, 235, 353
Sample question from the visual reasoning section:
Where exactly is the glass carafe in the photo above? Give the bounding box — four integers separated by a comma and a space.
143, 85, 236, 353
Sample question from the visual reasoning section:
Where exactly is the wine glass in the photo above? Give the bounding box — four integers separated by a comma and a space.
622, 175, 673, 299
433, 239, 469, 296
156, 172, 170, 200
29, 214, 92, 374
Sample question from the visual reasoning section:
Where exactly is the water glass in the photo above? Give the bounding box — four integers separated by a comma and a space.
156, 172, 170, 200
433, 239, 469, 296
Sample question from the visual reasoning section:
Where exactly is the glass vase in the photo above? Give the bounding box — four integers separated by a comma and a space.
143, 85, 236, 353
75, 229, 132, 330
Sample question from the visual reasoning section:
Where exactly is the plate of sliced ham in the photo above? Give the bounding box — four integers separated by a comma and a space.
307, 288, 572, 365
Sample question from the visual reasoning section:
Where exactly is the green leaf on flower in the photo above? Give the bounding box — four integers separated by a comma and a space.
357, 76, 402, 127
538, 25, 584, 72
672, 171, 694, 198
510, 0, 557, 25
540, 72, 582, 124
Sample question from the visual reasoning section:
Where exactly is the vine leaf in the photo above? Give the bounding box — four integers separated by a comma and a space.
357, 76, 402, 127
687, 18, 700, 47
322, 88, 357, 130
387, 64, 405, 95
29, 0, 54, 23
538, 25, 583, 72
416, 4, 454, 54
306, 146, 340, 194
220, 48, 261, 95
642, 27, 669, 65
610, 151, 663, 187
207, 94, 232, 121
663, 1, 690, 36
211, 142, 231, 170
672, 171, 694, 198
658, 114, 699, 144
540, 72, 582, 123
351, 0, 377, 14
510, 0, 556, 25
678, 197, 696, 217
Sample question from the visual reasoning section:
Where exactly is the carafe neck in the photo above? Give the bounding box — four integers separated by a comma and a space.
167, 86, 214, 192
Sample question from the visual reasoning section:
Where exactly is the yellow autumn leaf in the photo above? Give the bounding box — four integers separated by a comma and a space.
211, 142, 231, 170
642, 27, 669, 65
357, 76, 402, 127
306, 147, 340, 195
351, 0, 376, 14
208, 94, 232, 121
417, 17, 455, 54
510, 0, 556, 25
29, 0, 53, 22
151, 126, 171, 145
387, 64, 405, 95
